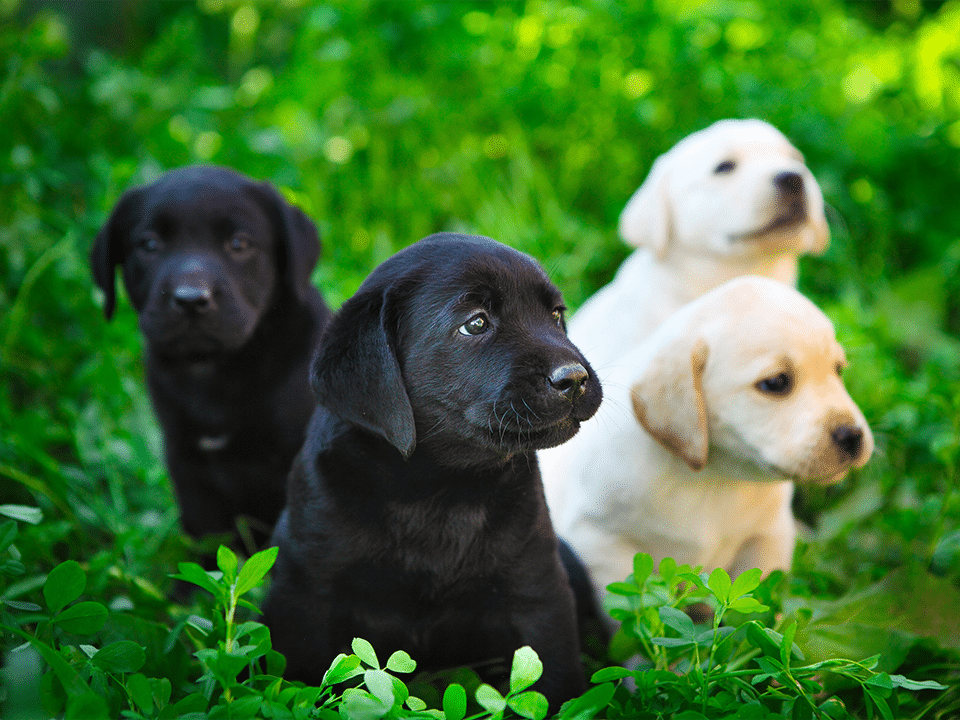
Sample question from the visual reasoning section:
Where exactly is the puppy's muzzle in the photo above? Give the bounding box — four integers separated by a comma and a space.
171, 283, 215, 315
774, 171, 804, 197
549, 363, 589, 401
831, 424, 864, 461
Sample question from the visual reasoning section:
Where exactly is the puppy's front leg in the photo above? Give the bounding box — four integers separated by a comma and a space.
262, 544, 334, 685
728, 523, 796, 579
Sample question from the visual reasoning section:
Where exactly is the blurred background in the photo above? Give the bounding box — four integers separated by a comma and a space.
1, 0, 959, 715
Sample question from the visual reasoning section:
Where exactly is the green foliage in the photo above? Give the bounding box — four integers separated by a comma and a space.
2, 0, 960, 717
600, 555, 947, 719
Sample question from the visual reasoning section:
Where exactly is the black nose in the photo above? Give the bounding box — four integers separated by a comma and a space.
774, 171, 804, 196
549, 363, 588, 400
171, 284, 214, 314
832, 425, 863, 460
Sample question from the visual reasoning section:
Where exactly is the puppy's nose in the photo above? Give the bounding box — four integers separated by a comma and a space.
832, 424, 863, 460
774, 171, 804, 196
549, 363, 588, 400
172, 284, 214, 314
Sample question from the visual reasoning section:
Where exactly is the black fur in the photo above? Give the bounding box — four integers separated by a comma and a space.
264, 233, 602, 707
91, 165, 331, 548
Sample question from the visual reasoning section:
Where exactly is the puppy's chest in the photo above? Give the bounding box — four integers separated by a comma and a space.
383, 501, 495, 582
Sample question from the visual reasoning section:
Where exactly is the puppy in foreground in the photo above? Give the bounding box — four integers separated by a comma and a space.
264, 233, 602, 705
542, 277, 873, 601
92, 166, 331, 548
570, 118, 830, 376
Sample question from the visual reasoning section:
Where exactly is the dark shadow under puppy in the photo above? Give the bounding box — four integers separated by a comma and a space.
264, 233, 602, 708
91, 165, 331, 551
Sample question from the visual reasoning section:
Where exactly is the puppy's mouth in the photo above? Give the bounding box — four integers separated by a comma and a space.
730, 201, 808, 243
145, 317, 252, 358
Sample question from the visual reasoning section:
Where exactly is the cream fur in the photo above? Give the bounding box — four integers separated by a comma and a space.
541, 277, 873, 603
569, 119, 829, 381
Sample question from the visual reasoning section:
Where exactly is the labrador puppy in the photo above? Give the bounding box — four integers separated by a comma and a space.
569, 119, 829, 378
264, 233, 602, 706
91, 165, 331, 548
541, 277, 872, 604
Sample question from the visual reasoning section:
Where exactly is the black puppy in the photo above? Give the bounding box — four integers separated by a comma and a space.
264, 233, 602, 706
91, 165, 331, 548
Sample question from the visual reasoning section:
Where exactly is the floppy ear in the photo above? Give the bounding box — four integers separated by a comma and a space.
630, 337, 709, 470
90, 187, 145, 320
618, 155, 672, 258
254, 182, 321, 303
310, 284, 416, 458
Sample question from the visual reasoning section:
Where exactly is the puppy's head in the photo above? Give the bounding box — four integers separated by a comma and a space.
619, 119, 829, 260
630, 276, 872, 483
91, 165, 321, 358
311, 233, 603, 466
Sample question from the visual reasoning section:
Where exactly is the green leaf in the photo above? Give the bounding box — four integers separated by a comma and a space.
658, 556, 677, 581
606, 581, 642, 596
54, 601, 108, 635
590, 666, 634, 683
342, 687, 391, 720
510, 646, 543, 693
729, 568, 763, 600
127, 673, 153, 715
65, 692, 109, 720
558, 682, 616, 720
443, 683, 467, 720
708, 567, 732, 603
0, 504, 42, 524
92, 640, 146, 673
633, 553, 653, 587
0, 520, 17, 552
43, 560, 85, 614
352, 637, 380, 669
887, 674, 948, 691
1, 623, 88, 697
659, 606, 696, 640
217, 545, 238, 584
364, 669, 396, 706
385, 649, 417, 674
171, 562, 221, 597
475, 683, 507, 714
406, 695, 427, 711
508, 690, 549, 720
4, 599, 42, 611
323, 653, 363, 685
728, 596, 770, 614
235, 545, 279, 596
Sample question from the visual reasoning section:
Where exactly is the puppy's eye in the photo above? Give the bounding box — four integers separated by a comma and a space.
714, 159, 737, 174
137, 234, 162, 253
227, 233, 252, 254
836, 362, 845, 376
552, 307, 565, 327
459, 313, 490, 336
756, 372, 793, 396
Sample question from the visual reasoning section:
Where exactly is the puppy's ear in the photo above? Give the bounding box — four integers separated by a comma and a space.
630, 337, 709, 470
254, 182, 321, 303
91, 187, 145, 320
310, 284, 416, 458
618, 156, 672, 258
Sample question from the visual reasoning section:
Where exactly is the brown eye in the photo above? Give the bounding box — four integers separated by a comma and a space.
227, 233, 252, 254
552, 307, 565, 327
836, 363, 845, 376
756, 372, 793, 396
137, 233, 162, 253
715, 159, 736, 174
459, 313, 490, 336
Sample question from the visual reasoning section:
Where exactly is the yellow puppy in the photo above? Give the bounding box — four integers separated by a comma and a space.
541, 277, 872, 603
570, 119, 829, 379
